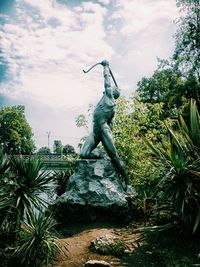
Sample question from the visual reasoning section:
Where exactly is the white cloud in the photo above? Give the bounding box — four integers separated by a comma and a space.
1, 0, 113, 108
0, 0, 180, 149
104, 0, 179, 97
113, 0, 178, 36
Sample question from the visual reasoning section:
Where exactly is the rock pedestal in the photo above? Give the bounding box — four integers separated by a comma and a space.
51, 159, 137, 223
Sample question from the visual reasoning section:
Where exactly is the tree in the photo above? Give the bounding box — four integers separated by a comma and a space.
53, 140, 62, 154
37, 146, 51, 154
63, 144, 75, 155
137, 0, 200, 110
136, 63, 200, 116
112, 96, 167, 186
174, 0, 200, 82
137, 65, 186, 114
0, 106, 35, 154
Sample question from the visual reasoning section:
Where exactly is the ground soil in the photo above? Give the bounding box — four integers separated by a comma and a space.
52, 220, 200, 267
53, 222, 144, 267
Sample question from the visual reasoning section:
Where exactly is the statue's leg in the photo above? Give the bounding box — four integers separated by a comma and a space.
80, 132, 99, 159
100, 124, 129, 185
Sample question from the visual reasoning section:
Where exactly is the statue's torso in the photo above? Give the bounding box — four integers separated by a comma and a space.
93, 94, 115, 125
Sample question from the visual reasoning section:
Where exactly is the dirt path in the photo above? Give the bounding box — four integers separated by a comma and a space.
53, 227, 119, 267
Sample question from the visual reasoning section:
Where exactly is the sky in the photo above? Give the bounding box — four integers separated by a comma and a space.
0, 0, 179, 151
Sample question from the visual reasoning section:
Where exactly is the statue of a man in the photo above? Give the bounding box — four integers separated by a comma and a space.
80, 60, 129, 187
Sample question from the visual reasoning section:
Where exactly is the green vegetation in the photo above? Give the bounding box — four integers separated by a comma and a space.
0, 156, 52, 233
75, 1, 200, 264
63, 144, 76, 156
37, 146, 51, 154
15, 212, 60, 267
0, 153, 63, 266
174, 0, 200, 82
0, 105, 35, 154
0, 0, 199, 265
92, 238, 126, 256
145, 100, 200, 233
113, 96, 167, 187
52, 156, 76, 197
53, 140, 63, 154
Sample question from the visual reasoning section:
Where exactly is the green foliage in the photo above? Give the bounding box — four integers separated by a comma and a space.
63, 144, 75, 155
178, 99, 200, 154
53, 169, 72, 197
15, 212, 61, 267
0, 150, 10, 182
75, 114, 88, 130
0, 105, 35, 154
52, 155, 76, 196
113, 96, 167, 187
136, 66, 198, 117
75, 104, 93, 132
137, 68, 182, 105
101, 239, 126, 256
0, 156, 53, 232
53, 140, 62, 154
139, 226, 200, 267
146, 100, 200, 233
174, 0, 200, 82
92, 238, 126, 256
37, 146, 51, 154
0, 155, 65, 266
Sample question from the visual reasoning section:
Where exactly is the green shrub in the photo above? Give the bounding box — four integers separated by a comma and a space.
15, 212, 61, 267
52, 155, 76, 197
52, 169, 72, 197
92, 238, 126, 256
146, 100, 200, 233
0, 156, 53, 233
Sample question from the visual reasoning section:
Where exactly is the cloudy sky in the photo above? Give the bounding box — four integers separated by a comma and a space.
0, 0, 179, 151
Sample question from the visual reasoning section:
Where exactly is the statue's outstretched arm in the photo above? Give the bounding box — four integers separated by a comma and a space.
101, 61, 112, 98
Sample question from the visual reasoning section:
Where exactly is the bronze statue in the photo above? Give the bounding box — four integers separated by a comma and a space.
80, 60, 129, 188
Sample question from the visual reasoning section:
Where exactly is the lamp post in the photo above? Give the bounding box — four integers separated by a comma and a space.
46, 131, 51, 150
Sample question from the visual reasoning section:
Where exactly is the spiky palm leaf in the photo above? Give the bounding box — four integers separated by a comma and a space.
0, 151, 10, 182
52, 169, 72, 197
145, 100, 200, 233
15, 212, 62, 267
178, 100, 200, 157
0, 156, 53, 232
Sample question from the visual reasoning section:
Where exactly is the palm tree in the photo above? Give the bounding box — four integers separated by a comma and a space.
15, 212, 63, 267
146, 100, 200, 233
0, 156, 53, 233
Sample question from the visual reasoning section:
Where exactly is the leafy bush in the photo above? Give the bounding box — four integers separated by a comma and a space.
53, 169, 72, 197
113, 96, 167, 188
0, 150, 10, 183
99, 239, 126, 256
146, 100, 200, 233
15, 212, 61, 267
52, 155, 76, 197
91, 235, 126, 256
0, 156, 53, 233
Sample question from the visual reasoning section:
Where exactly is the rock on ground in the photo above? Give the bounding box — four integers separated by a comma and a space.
83, 260, 111, 267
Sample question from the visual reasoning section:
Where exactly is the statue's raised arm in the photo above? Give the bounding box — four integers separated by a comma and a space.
101, 60, 112, 98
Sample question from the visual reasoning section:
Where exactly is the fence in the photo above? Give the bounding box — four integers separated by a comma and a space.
8, 154, 69, 169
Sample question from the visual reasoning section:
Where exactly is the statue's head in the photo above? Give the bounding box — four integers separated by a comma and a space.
113, 86, 120, 99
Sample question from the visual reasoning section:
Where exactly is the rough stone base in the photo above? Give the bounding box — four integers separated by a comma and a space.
50, 159, 137, 223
